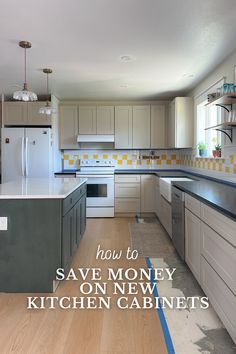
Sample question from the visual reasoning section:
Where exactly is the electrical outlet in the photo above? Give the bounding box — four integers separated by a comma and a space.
0, 217, 8, 231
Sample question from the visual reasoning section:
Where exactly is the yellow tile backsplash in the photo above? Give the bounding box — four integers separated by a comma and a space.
62, 150, 181, 170
62, 149, 236, 175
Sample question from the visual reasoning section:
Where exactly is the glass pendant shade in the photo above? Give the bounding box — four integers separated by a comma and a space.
39, 68, 56, 115
13, 41, 37, 101
39, 102, 56, 115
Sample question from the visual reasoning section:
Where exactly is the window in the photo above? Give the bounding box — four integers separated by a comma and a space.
196, 78, 225, 157
197, 103, 223, 156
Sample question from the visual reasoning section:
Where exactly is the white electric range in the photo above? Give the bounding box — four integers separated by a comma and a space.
76, 160, 115, 217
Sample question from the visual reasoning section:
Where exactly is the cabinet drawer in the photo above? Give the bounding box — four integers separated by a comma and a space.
72, 184, 86, 204
201, 203, 236, 247
185, 194, 201, 217
201, 256, 236, 344
63, 184, 87, 215
115, 198, 140, 213
201, 222, 236, 295
115, 183, 140, 198
115, 174, 141, 183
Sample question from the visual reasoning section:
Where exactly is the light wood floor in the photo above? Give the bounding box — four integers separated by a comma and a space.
0, 218, 167, 354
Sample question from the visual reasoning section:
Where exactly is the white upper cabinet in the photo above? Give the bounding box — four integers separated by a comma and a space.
168, 97, 193, 148
151, 104, 166, 148
4, 102, 27, 125
78, 105, 114, 135
132, 105, 151, 149
3, 102, 50, 126
78, 106, 97, 134
96, 106, 114, 134
115, 106, 133, 149
27, 102, 51, 125
59, 105, 78, 149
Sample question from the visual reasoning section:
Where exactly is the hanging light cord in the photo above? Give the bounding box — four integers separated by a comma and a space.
23, 46, 28, 90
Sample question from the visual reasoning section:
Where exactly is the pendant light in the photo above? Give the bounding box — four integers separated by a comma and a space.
13, 41, 38, 101
39, 68, 56, 115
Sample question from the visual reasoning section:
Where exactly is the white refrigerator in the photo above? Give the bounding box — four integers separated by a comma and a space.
1, 127, 53, 183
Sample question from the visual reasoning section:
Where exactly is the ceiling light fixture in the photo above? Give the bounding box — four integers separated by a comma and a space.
119, 55, 136, 63
13, 41, 38, 101
39, 69, 56, 115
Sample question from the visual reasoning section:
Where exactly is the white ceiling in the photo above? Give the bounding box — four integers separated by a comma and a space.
1, 0, 236, 100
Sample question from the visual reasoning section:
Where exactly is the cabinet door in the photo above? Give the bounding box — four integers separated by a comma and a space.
59, 105, 78, 149
114, 106, 133, 148
80, 194, 86, 238
185, 209, 201, 283
97, 106, 114, 134
175, 97, 193, 148
3, 102, 28, 125
27, 102, 51, 125
151, 105, 166, 148
141, 175, 155, 213
168, 100, 175, 148
155, 178, 161, 218
132, 105, 150, 148
74, 201, 81, 246
78, 106, 96, 134
62, 208, 74, 270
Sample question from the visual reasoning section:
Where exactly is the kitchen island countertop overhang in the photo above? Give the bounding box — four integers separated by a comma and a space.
0, 177, 87, 199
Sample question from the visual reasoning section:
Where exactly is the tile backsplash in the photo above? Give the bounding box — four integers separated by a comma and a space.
62, 150, 181, 170
180, 146, 236, 175
61, 147, 236, 178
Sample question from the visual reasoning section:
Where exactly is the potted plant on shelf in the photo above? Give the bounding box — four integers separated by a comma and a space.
197, 142, 207, 157
212, 143, 221, 158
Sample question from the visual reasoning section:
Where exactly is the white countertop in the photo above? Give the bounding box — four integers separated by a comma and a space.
0, 177, 87, 199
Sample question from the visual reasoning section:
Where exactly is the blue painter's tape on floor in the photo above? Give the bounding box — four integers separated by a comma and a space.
146, 257, 175, 354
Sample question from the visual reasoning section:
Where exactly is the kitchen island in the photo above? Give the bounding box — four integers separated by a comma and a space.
0, 177, 87, 293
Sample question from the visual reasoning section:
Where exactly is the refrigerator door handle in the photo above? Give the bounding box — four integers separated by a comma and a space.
21, 137, 25, 177
25, 137, 29, 177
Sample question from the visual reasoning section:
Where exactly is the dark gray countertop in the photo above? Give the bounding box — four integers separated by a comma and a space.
115, 169, 236, 220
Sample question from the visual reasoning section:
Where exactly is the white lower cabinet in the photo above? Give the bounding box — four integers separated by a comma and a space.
201, 256, 236, 344
115, 174, 156, 215
115, 174, 141, 215
141, 175, 155, 213
184, 193, 236, 344
185, 208, 201, 283
155, 177, 161, 218
201, 221, 236, 296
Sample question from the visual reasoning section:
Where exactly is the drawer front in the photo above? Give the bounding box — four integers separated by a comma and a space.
115, 198, 140, 213
63, 194, 74, 215
115, 174, 141, 183
201, 256, 236, 344
201, 222, 236, 295
201, 203, 236, 247
185, 194, 201, 217
115, 183, 140, 198
63, 184, 87, 215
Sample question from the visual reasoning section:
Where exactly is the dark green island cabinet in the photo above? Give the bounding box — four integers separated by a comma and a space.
0, 178, 87, 293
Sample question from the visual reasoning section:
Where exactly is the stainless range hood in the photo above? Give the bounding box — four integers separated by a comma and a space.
77, 135, 115, 143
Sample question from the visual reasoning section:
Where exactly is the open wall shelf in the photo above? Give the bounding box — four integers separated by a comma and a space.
204, 122, 236, 142
206, 93, 236, 108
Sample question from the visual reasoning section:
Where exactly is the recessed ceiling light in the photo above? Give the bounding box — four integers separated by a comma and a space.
120, 84, 129, 88
119, 55, 136, 63
182, 73, 194, 78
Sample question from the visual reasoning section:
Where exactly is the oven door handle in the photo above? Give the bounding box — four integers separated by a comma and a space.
76, 175, 114, 178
